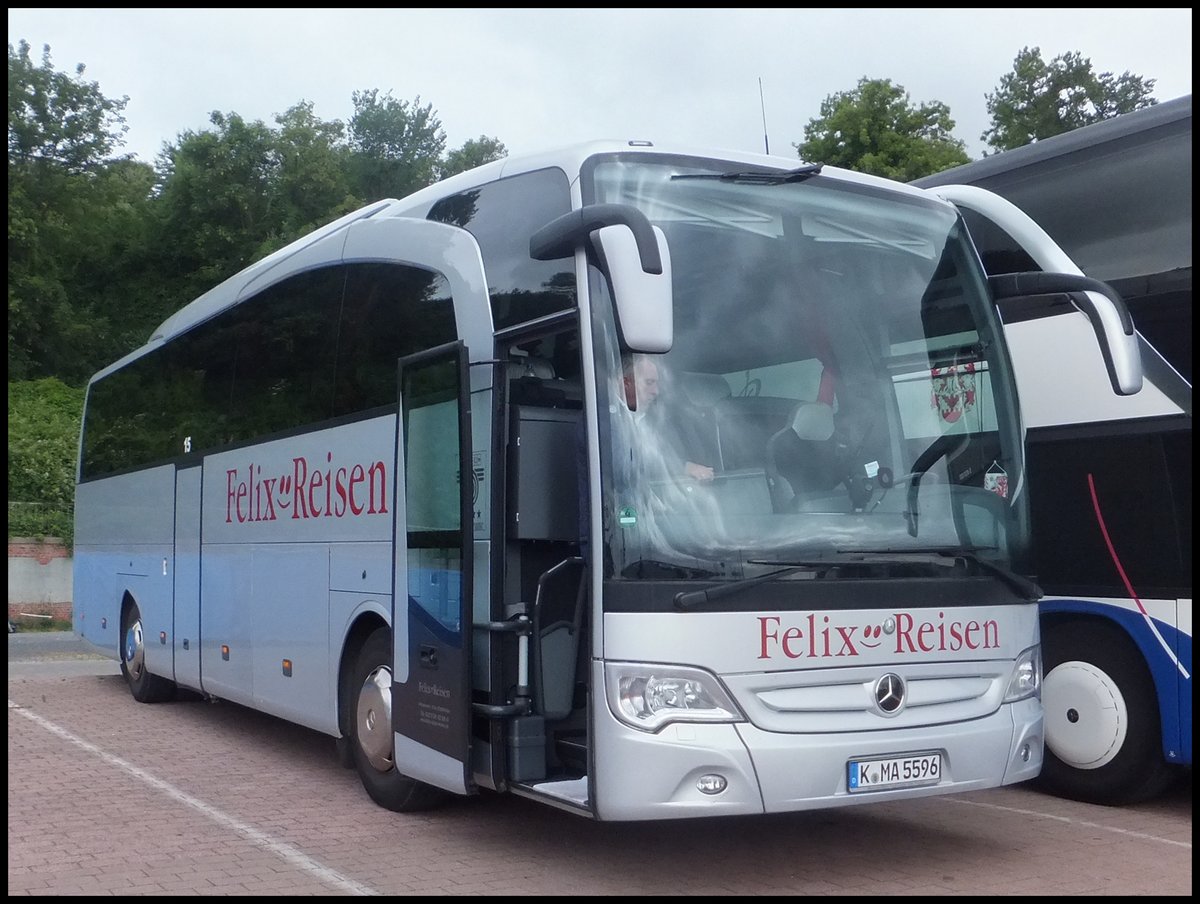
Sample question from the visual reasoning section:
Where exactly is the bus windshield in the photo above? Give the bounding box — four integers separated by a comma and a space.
585, 155, 1029, 588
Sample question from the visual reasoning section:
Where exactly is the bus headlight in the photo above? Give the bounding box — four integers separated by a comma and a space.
605, 662, 744, 732
1003, 645, 1042, 702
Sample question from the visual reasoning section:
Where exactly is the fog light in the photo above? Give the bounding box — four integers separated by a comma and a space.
696, 774, 727, 795
1020, 743, 1031, 762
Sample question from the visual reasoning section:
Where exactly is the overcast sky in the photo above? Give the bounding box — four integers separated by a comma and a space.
8, 8, 1193, 167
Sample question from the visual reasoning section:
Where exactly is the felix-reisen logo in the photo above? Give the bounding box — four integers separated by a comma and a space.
226, 453, 388, 523
757, 611, 1000, 659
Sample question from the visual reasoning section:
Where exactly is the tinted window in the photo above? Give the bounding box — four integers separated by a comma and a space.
82, 260, 461, 479
1027, 422, 1190, 598
82, 352, 170, 478
428, 168, 574, 330
227, 267, 345, 441
334, 262, 456, 415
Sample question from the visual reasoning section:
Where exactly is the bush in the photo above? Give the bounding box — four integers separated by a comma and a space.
8, 378, 85, 545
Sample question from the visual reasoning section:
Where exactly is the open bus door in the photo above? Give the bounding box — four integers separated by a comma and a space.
392, 341, 474, 794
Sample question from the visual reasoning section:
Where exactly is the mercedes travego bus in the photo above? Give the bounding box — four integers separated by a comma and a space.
916, 96, 1192, 805
74, 141, 1140, 821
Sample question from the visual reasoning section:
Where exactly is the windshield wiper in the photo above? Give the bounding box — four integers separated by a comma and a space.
670, 163, 823, 185
623, 559, 719, 581
672, 546, 1040, 611
673, 562, 828, 610
835, 546, 1042, 601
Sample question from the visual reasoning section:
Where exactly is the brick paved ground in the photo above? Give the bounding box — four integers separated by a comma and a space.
8, 662, 1192, 896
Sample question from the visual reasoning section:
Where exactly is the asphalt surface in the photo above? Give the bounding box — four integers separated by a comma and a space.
8, 630, 1191, 895
7, 629, 119, 679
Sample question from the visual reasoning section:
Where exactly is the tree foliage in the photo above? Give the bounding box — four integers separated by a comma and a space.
7, 378, 84, 542
154, 107, 342, 303
982, 47, 1157, 153
440, 135, 508, 180
8, 40, 156, 383
794, 78, 970, 181
8, 39, 130, 172
348, 90, 446, 200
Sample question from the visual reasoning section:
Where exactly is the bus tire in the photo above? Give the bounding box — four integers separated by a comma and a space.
120, 600, 176, 704
1036, 620, 1175, 805
348, 627, 448, 813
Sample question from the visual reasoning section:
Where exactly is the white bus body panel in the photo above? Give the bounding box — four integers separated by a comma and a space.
1005, 316, 1185, 429
593, 606, 1043, 820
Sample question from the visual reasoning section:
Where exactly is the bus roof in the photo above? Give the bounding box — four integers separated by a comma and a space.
913, 95, 1192, 287
139, 139, 945, 362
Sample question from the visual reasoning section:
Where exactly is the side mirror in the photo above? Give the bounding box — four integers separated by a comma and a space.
928, 183, 1143, 396
530, 203, 674, 354
593, 224, 673, 353
989, 271, 1142, 396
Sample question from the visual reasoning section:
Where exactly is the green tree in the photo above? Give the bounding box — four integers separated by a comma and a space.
7, 378, 85, 542
153, 111, 283, 295
269, 101, 361, 244
8, 40, 156, 383
795, 78, 969, 180
8, 39, 130, 172
348, 90, 446, 200
982, 47, 1157, 153
150, 101, 365, 315
440, 135, 508, 180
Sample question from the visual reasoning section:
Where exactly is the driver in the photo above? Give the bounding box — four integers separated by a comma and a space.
620, 355, 715, 483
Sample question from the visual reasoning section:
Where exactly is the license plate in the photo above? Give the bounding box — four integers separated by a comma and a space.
847, 752, 942, 792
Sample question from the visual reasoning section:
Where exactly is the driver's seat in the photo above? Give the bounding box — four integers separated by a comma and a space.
765, 401, 839, 512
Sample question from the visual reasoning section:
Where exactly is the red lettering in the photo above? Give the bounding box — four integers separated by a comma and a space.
781, 625, 804, 658
367, 460, 387, 514
835, 625, 858, 656
335, 467, 348, 516
894, 612, 916, 652
760, 611, 1001, 661
758, 617, 779, 659
236, 479, 248, 523
324, 452, 334, 517
349, 464, 365, 515
917, 620, 935, 651
948, 620, 963, 650
310, 468, 323, 517
226, 469, 238, 523
292, 457, 309, 518
224, 452, 391, 525
261, 477, 277, 521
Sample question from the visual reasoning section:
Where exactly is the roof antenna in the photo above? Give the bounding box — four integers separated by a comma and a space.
759, 77, 770, 155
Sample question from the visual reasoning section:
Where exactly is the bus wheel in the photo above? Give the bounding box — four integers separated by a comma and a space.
1036, 621, 1175, 805
120, 601, 175, 703
348, 627, 447, 812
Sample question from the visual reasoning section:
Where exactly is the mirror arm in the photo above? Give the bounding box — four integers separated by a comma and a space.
530, 203, 662, 274
989, 272, 1133, 334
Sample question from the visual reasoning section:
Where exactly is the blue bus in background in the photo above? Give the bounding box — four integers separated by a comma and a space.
916, 95, 1192, 805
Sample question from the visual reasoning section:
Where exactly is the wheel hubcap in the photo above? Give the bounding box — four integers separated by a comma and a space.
1043, 660, 1127, 769
124, 619, 145, 679
356, 665, 394, 772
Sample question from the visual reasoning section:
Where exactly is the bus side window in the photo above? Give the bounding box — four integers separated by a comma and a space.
427, 168, 575, 331
226, 267, 343, 440
333, 262, 457, 417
